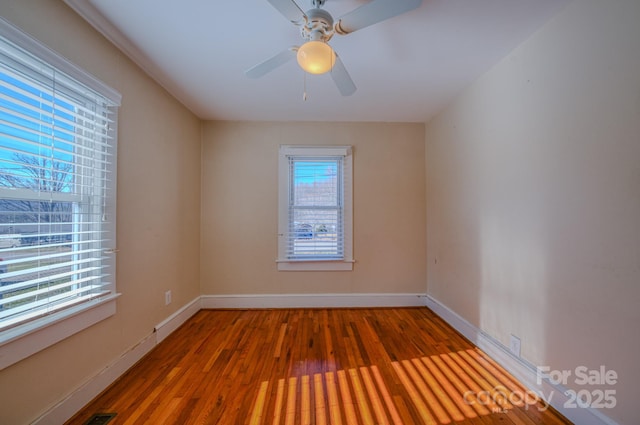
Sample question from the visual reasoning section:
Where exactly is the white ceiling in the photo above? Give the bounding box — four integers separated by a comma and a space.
64, 0, 570, 123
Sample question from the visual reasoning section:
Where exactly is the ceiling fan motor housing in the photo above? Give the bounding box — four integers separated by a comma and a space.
301, 7, 334, 42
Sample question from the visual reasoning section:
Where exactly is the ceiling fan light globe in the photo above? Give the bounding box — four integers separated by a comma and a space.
297, 41, 336, 74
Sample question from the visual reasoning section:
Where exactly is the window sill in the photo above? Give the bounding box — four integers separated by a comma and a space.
277, 259, 354, 271
0, 294, 120, 370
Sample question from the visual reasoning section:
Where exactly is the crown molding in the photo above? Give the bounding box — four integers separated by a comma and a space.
62, 0, 194, 114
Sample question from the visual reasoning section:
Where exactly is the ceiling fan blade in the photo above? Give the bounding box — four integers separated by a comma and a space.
245, 47, 298, 79
330, 53, 356, 96
334, 0, 422, 35
266, 0, 306, 24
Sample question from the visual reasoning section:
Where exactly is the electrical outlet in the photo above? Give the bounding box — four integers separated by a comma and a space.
509, 334, 521, 357
165, 290, 172, 305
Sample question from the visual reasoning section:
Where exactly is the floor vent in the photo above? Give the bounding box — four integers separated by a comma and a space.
84, 413, 116, 425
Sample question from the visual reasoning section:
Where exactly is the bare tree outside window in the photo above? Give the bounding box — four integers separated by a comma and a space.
0, 153, 76, 311
0, 153, 73, 229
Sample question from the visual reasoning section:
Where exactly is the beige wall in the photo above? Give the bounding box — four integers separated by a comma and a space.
201, 121, 426, 295
425, 0, 640, 423
0, 1, 201, 424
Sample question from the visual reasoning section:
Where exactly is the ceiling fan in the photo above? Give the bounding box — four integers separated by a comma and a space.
245, 0, 423, 96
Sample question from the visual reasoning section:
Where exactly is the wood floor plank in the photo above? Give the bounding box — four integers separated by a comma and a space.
285, 377, 297, 425
337, 369, 359, 424
66, 308, 573, 425
359, 366, 388, 425
313, 373, 327, 425
271, 378, 285, 425
325, 371, 343, 425
411, 357, 464, 422
391, 361, 438, 425
371, 365, 404, 425
348, 368, 375, 424
248, 381, 269, 425
420, 356, 478, 419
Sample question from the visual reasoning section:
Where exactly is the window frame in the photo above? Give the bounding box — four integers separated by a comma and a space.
277, 145, 354, 271
0, 17, 120, 370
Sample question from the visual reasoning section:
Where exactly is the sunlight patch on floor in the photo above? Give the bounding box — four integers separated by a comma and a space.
248, 348, 546, 424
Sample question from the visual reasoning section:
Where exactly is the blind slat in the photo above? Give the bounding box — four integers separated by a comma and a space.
0, 256, 103, 281
0, 75, 115, 129
0, 116, 115, 152
0, 287, 109, 324
0, 275, 105, 306
0, 247, 104, 267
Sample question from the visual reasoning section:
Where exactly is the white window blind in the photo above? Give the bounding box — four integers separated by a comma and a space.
278, 145, 353, 271
287, 156, 343, 259
0, 18, 120, 336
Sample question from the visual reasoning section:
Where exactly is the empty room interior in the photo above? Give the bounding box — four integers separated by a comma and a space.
0, 0, 638, 424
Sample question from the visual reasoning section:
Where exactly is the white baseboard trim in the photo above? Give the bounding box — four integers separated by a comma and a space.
32, 332, 156, 425
155, 296, 202, 344
33, 297, 202, 425
201, 293, 428, 309
424, 295, 618, 425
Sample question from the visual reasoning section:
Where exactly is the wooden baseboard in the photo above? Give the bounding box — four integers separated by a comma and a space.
424, 295, 618, 425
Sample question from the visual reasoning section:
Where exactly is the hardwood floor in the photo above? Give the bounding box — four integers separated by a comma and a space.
67, 308, 572, 425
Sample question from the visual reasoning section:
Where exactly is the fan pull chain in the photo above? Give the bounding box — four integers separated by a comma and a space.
303, 72, 308, 101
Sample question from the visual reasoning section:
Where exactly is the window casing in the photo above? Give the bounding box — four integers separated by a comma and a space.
277, 145, 353, 271
0, 17, 120, 368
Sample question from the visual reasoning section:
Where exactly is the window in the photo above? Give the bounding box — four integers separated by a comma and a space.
277, 145, 353, 271
0, 18, 120, 368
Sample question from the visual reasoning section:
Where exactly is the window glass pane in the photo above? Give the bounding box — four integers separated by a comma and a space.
0, 198, 72, 235
292, 160, 339, 206
290, 208, 341, 257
